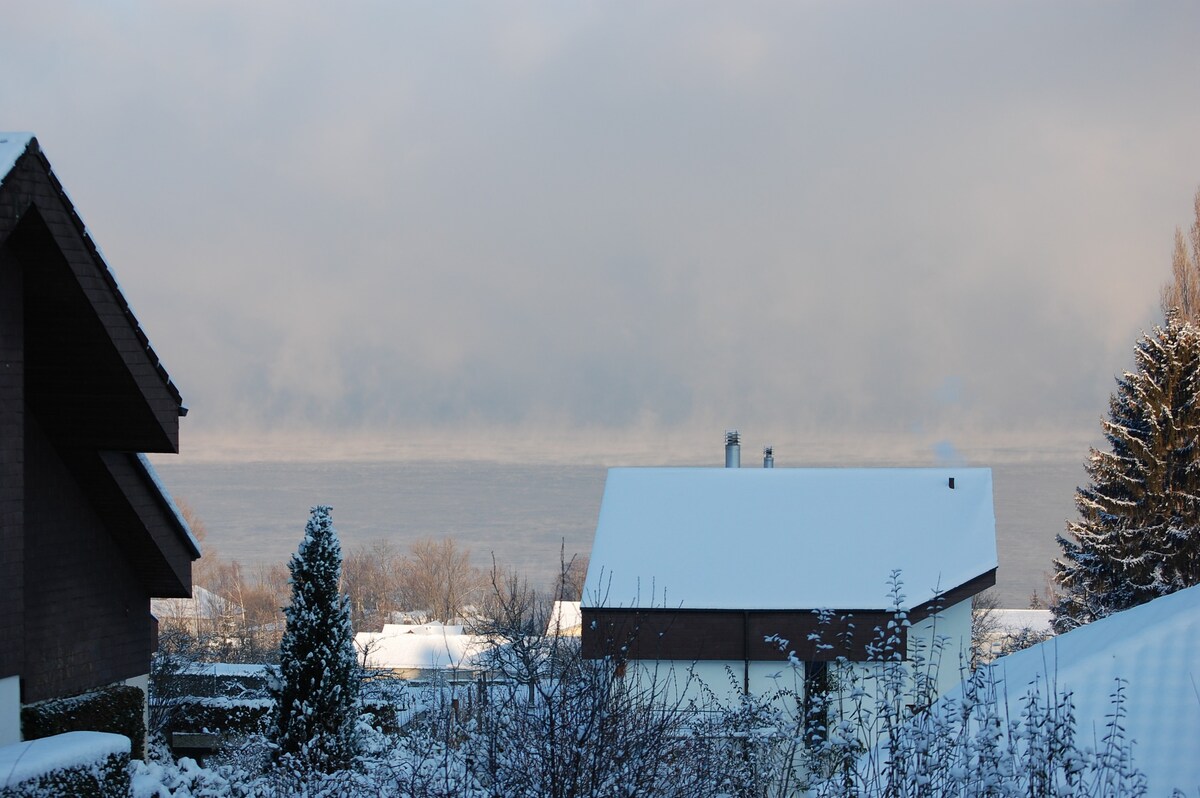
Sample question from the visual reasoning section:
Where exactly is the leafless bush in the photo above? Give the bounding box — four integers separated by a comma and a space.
399, 537, 486, 623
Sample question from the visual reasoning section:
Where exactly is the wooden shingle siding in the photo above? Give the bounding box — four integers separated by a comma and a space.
583, 569, 996, 663
23, 414, 153, 702
96, 451, 192, 596
0, 239, 24, 683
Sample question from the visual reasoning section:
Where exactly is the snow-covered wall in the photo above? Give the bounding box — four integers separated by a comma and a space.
0, 675, 18, 746
124, 673, 149, 758
957, 584, 1200, 795
911, 598, 973, 695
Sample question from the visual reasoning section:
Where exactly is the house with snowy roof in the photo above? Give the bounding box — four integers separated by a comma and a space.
581, 432, 997, 708
355, 623, 494, 682
0, 134, 198, 746
151, 586, 234, 640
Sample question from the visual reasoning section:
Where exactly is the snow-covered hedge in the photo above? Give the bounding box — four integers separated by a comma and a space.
170, 697, 273, 738
0, 731, 130, 798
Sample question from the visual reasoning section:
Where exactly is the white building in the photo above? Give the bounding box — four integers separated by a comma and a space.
355, 623, 493, 681
545, 601, 582, 637
151, 586, 233, 639
581, 436, 998, 712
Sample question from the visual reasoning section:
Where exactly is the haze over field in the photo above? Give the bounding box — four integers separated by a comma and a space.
5, 2, 1200, 465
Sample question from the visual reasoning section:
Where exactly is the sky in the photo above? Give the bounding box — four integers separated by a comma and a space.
5, 1, 1200, 466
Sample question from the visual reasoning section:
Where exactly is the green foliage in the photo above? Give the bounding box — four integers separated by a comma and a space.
1053, 313, 1200, 631
0, 751, 129, 798
273, 505, 360, 773
175, 699, 274, 738
20, 684, 145, 755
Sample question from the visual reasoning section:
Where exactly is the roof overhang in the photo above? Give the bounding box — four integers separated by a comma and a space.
58, 448, 198, 597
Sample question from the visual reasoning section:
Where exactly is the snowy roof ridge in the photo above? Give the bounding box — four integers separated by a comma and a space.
0, 132, 34, 188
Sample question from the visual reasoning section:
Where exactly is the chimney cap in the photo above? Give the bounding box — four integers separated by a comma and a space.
724, 429, 741, 468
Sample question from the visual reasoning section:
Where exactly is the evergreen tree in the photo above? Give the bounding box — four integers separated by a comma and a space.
273, 505, 360, 771
1052, 312, 1200, 631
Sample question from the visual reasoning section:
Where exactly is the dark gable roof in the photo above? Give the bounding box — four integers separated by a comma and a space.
0, 135, 184, 453
0, 134, 197, 596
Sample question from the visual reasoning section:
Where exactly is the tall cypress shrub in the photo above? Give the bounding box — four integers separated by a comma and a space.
274, 505, 359, 771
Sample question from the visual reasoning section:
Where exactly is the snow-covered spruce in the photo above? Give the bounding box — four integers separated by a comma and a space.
273, 505, 360, 772
1053, 310, 1200, 631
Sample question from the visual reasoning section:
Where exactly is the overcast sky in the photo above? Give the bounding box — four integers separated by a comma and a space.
6, 1, 1200, 465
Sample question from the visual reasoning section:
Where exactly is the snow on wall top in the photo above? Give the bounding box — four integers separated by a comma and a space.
0, 731, 129, 788
583, 467, 996, 611
0, 133, 33, 187
962, 584, 1200, 795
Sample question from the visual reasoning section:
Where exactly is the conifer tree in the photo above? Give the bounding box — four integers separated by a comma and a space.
274, 505, 360, 771
1052, 312, 1200, 631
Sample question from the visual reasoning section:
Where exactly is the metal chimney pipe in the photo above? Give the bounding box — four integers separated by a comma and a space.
763, 446, 774, 468
724, 430, 741, 468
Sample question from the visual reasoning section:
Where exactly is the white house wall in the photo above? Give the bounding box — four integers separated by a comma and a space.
0, 675, 18, 745
625, 597, 973, 721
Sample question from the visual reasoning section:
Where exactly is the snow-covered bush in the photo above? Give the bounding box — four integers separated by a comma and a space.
130, 571, 1168, 797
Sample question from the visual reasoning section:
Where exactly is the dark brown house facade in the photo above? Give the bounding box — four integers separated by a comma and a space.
0, 134, 198, 743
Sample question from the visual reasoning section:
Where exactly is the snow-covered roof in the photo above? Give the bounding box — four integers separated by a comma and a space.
179, 662, 271, 678
546, 600, 583, 636
151, 585, 230, 620
0, 133, 33, 187
962, 584, 1200, 795
137, 452, 202, 557
355, 625, 493, 671
583, 467, 996, 611
991, 608, 1053, 635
